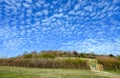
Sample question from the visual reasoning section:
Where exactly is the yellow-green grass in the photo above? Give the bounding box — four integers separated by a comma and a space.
0, 66, 111, 78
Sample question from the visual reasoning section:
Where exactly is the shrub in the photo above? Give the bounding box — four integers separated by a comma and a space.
64, 58, 89, 69
40, 53, 56, 59
23, 54, 33, 58
0, 58, 89, 69
96, 56, 120, 70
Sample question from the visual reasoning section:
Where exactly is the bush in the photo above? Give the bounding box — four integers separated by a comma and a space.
23, 54, 33, 58
64, 58, 89, 69
40, 53, 56, 59
0, 58, 89, 69
96, 56, 120, 70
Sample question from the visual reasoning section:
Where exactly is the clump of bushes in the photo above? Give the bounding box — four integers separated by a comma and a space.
39, 53, 56, 59
23, 53, 33, 58
64, 58, 89, 69
0, 58, 89, 69
96, 56, 120, 70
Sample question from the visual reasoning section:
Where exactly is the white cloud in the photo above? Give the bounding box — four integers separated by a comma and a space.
23, 3, 31, 8
26, 9, 32, 14
69, 10, 75, 15
113, 0, 120, 4
108, 6, 115, 11
58, 8, 63, 12
74, 3, 80, 10
71, 26, 75, 30
52, 13, 64, 18
60, 38, 120, 55
84, 6, 93, 12
64, 0, 71, 11
43, 10, 48, 15
15, 3, 22, 9
80, 11, 85, 16
35, 11, 43, 16
25, 0, 33, 3
35, 1, 43, 7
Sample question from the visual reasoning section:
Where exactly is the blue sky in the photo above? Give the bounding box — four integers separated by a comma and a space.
0, 0, 120, 57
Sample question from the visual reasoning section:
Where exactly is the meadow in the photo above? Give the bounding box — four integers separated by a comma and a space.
0, 66, 113, 78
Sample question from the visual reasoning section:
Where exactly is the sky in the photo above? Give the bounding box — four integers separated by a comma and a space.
0, 0, 120, 57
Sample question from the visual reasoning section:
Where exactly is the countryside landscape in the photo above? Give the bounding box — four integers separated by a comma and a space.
0, 0, 120, 78
0, 50, 120, 78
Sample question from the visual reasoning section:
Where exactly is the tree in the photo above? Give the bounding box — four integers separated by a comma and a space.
72, 50, 79, 57
109, 54, 114, 57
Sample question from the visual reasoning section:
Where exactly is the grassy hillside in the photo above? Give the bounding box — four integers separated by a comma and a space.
0, 66, 112, 78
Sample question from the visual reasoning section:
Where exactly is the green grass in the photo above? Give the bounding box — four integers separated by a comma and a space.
0, 66, 111, 78
105, 70, 120, 75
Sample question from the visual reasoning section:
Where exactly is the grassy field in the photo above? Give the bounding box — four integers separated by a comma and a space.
0, 66, 114, 78
105, 70, 120, 75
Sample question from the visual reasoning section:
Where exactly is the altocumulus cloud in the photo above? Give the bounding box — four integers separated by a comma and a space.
0, 0, 120, 57
61, 38, 120, 55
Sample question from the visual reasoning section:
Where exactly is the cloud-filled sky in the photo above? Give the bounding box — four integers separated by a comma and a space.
0, 0, 120, 57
